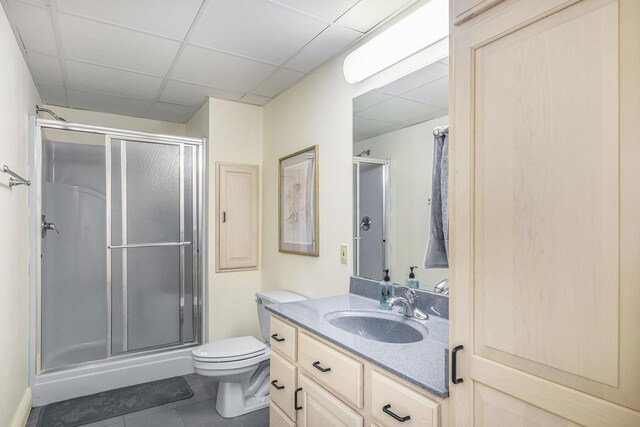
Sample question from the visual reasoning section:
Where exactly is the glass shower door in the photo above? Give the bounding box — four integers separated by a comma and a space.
108, 138, 197, 355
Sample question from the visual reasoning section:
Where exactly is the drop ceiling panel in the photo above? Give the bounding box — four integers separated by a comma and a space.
377, 60, 448, 95
39, 84, 68, 106
58, 14, 181, 76
68, 89, 151, 118
3, 0, 417, 122
240, 94, 271, 106
160, 80, 244, 107
358, 97, 440, 123
353, 90, 393, 113
190, 0, 327, 65
146, 102, 196, 123
65, 61, 163, 100
55, 0, 203, 39
270, 0, 359, 22
6, 0, 57, 54
251, 68, 306, 98
353, 115, 393, 140
286, 24, 361, 73
337, 0, 414, 33
26, 52, 63, 85
402, 76, 448, 108
172, 45, 277, 93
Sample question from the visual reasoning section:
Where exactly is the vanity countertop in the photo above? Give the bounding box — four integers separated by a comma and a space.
266, 293, 449, 398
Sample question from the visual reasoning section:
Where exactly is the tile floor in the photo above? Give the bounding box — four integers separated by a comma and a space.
26, 374, 269, 427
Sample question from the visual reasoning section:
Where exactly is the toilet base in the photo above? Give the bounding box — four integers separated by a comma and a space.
216, 381, 270, 418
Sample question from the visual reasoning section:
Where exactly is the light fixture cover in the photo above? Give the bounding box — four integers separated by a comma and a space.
343, 0, 449, 84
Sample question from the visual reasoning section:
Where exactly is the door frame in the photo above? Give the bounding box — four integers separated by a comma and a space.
352, 157, 390, 278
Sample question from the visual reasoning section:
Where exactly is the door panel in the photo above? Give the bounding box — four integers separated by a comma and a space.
473, 0, 619, 385
109, 138, 196, 354
298, 374, 363, 427
450, 0, 640, 424
474, 383, 581, 427
217, 163, 259, 271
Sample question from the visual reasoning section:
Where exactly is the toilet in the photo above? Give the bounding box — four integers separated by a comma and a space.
191, 290, 307, 418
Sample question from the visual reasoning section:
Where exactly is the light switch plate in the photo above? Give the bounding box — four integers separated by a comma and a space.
340, 244, 348, 264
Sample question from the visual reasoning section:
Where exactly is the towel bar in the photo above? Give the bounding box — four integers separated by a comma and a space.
2, 165, 31, 188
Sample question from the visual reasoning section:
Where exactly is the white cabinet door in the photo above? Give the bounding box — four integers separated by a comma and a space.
216, 163, 258, 271
298, 374, 363, 427
450, 0, 640, 425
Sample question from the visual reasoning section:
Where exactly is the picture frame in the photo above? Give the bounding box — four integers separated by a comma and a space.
278, 145, 319, 256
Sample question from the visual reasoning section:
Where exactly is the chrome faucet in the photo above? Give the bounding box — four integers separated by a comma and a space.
387, 287, 428, 320
433, 278, 449, 295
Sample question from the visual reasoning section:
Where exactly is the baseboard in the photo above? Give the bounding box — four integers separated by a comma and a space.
10, 387, 32, 427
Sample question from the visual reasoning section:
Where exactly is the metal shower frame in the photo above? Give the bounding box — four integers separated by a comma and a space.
29, 117, 208, 376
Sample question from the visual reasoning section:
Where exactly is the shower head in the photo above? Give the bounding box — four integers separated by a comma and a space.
36, 105, 67, 122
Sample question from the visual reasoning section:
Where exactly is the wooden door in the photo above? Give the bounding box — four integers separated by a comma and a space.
298, 374, 363, 427
216, 163, 259, 271
450, 0, 640, 425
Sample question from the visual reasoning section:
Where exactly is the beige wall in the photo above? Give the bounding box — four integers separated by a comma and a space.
40, 104, 187, 136
354, 117, 449, 288
261, 0, 442, 298
0, 4, 41, 426
188, 98, 263, 342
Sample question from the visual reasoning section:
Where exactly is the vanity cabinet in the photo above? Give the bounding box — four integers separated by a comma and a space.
269, 314, 448, 427
450, 0, 640, 425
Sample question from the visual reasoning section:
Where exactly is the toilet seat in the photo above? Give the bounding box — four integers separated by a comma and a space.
192, 336, 267, 363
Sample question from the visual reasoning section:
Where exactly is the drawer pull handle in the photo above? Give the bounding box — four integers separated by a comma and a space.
270, 380, 284, 390
383, 404, 411, 422
295, 387, 303, 410
271, 334, 285, 342
452, 344, 464, 384
312, 361, 331, 373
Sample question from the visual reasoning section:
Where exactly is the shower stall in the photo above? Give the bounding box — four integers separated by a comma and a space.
352, 157, 390, 280
29, 118, 206, 405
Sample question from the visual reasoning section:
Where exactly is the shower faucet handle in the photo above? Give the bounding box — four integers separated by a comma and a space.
41, 215, 59, 238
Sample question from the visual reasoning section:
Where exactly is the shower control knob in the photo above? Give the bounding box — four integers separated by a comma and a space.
41, 214, 59, 238
360, 216, 372, 231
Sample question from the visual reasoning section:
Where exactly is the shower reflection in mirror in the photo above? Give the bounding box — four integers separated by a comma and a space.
352, 58, 450, 291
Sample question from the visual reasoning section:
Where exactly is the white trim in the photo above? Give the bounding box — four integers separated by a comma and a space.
31, 348, 195, 406
10, 387, 31, 427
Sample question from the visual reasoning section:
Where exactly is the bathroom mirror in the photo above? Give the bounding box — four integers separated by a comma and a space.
352, 58, 450, 291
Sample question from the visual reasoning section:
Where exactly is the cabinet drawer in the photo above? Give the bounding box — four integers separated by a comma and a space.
271, 402, 296, 427
371, 371, 439, 427
271, 351, 298, 421
270, 315, 297, 361
298, 332, 363, 408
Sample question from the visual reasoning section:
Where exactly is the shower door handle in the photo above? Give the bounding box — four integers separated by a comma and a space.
107, 242, 191, 249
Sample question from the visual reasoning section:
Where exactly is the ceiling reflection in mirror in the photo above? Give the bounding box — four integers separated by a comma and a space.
352, 58, 449, 294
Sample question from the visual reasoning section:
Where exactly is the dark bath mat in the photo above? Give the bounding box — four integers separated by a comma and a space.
37, 376, 193, 427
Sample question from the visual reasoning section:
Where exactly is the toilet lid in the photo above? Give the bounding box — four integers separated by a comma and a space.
192, 336, 267, 361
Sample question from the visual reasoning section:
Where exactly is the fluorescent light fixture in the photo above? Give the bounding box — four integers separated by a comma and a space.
343, 0, 449, 84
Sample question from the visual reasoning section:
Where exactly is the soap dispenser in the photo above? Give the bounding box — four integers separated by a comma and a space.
406, 266, 420, 289
379, 269, 393, 310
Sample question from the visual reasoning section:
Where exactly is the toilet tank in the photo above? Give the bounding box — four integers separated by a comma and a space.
256, 290, 307, 343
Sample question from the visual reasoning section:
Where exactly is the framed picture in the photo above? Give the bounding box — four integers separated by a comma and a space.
279, 145, 319, 256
